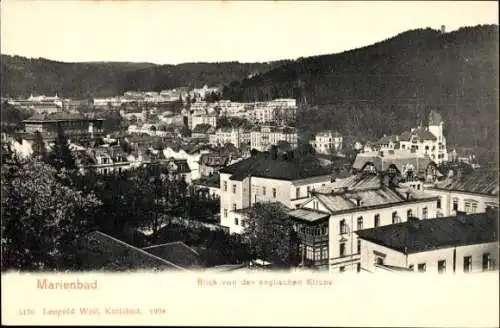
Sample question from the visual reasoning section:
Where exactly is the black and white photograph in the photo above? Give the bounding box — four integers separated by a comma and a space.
1, 1, 498, 326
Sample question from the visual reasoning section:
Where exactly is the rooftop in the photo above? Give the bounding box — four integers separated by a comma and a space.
356, 211, 498, 254
142, 241, 203, 269
307, 173, 437, 214
352, 151, 433, 175
220, 153, 332, 181
288, 208, 330, 223
78, 231, 187, 271
432, 169, 499, 195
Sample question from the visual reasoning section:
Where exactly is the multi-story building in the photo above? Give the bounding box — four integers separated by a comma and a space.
356, 210, 498, 274
287, 173, 439, 272
248, 99, 297, 125
250, 126, 298, 151
398, 110, 448, 164
352, 149, 439, 184
310, 131, 343, 154
8, 94, 63, 114
423, 169, 498, 217
198, 152, 230, 177
188, 115, 217, 130
21, 112, 104, 144
209, 128, 250, 149
219, 153, 333, 234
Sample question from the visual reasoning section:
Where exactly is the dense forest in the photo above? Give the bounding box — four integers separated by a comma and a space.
222, 25, 499, 160
0, 56, 287, 98
1, 25, 498, 162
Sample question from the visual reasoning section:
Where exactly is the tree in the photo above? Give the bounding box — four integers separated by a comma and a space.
1, 156, 101, 271
48, 124, 77, 171
240, 202, 299, 267
32, 131, 48, 162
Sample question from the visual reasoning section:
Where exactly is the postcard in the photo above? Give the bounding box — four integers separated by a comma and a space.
1, 1, 498, 326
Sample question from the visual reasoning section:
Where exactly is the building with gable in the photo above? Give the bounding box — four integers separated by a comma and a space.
356, 210, 498, 274
287, 173, 439, 272
219, 152, 333, 233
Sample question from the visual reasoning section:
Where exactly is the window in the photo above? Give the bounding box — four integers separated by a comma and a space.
357, 217, 363, 230
418, 263, 426, 272
452, 198, 459, 211
272, 188, 276, 198
339, 266, 345, 273
296, 187, 300, 199
223, 181, 227, 191
374, 214, 380, 227
422, 207, 428, 219
408, 265, 414, 271
357, 239, 361, 253
307, 186, 311, 197
392, 211, 399, 224
437, 198, 442, 209
232, 203, 237, 211
357, 263, 361, 273
376, 257, 384, 265
262, 186, 266, 195
223, 209, 228, 218
463, 256, 472, 273
234, 218, 239, 225
314, 249, 321, 261
306, 246, 313, 260
321, 247, 328, 259
482, 253, 492, 271
339, 220, 347, 234
407, 209, 413, 219
339, 242, 345, 257
417, 184, 421, 190
232, 184, 236, 194
465, 200, 478, 214
438, 260, 446, 273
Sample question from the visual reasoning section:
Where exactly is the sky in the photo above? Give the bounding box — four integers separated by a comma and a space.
1, 1, 498, 65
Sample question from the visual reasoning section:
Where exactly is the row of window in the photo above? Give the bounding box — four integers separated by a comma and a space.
409, 253, 494, 273
338, 208, 429, 234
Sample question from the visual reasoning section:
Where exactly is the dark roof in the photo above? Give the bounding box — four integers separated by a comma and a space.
199, 153, 229, 167
356, 212, 498, 254
220, 153, 332, 181
166, 158, 191, 173
79, 231, 186, 271
399, 128, 437, 142
433, 169, 499, 195
352, 152, 433, 175
193, 173, 220, 188
192, 124, 213, 134
142, 241, 203, 269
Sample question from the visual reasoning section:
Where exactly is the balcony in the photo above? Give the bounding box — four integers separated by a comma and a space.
297, 233, 328, 244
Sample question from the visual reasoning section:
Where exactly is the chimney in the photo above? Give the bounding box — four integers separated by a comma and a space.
440, 25, 446, 34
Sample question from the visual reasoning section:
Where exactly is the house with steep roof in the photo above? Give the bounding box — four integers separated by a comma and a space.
356, 210, 498, 274
198, 152, 230, 177
286, 173, 439, 272
310, 130, 343, 154
398, 110, 448, 164
21, 111, 104, 143
219, 152, 334, 233
352, 149, 439, 185
423, 168, 499, 217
